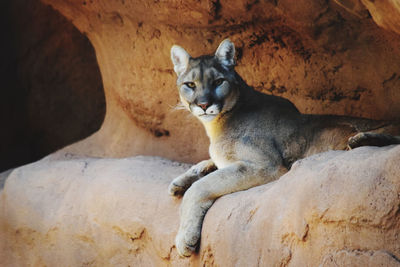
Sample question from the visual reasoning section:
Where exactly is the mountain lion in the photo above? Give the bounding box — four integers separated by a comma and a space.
168, 39, 400, 257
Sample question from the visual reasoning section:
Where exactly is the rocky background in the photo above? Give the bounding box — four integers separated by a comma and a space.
1, 0, 400, 168
40, 0, 400, 164
1, 0, 400, 266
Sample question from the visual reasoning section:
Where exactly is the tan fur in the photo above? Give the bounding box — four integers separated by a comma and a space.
169, 39, 400, 257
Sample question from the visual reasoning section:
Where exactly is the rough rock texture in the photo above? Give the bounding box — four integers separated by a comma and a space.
39, 0, 400, 164
1, 145, 400, 266
360, 0, 400, 35
0, 0, 105, 172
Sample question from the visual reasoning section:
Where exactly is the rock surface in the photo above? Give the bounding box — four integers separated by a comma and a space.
1, 145, 400, 266
40, 0, 400, 164
361, 0, 400, 35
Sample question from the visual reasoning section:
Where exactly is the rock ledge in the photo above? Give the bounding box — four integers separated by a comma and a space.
1, 146, 400, 266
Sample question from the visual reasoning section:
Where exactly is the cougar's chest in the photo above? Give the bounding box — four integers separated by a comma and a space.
203, 120, 236, 168
209, 140, 236, 169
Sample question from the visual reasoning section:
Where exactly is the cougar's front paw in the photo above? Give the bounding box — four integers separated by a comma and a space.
168, 173, 193, 196
175, 230, 200, 257
168, 181, 188, 196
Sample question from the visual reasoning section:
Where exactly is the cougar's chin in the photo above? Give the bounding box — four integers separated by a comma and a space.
198, 114, 218, 122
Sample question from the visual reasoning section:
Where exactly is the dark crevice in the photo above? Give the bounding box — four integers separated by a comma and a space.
0, 0, 105, 172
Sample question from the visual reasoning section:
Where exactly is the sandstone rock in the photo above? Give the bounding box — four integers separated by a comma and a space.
1, 145, 399, 266
1, 156, 190, 266
361, 0, 400, 35
336, 0, 400, 35
39, 0, 400, 164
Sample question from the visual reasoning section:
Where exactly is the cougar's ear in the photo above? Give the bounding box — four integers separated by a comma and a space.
171, 45, 190, 76
215, 39, 235, 68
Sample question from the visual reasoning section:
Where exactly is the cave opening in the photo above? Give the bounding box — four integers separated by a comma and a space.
0, 0, 106, 172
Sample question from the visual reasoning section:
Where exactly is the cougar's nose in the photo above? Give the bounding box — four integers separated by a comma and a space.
198, 102, 211, 111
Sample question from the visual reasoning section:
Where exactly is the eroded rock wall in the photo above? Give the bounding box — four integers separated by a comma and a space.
41, 0, 400, 163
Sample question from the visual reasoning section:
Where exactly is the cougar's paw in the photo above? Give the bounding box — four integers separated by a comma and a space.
347, 132, 368, 149
168, 181, 187, 196
175, 230, 199, 257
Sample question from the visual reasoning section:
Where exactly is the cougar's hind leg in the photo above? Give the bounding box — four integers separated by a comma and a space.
347, 132, 400, 149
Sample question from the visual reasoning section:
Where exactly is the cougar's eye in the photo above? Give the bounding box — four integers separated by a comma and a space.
214, 78, 224, 86
184, 82, 196, 89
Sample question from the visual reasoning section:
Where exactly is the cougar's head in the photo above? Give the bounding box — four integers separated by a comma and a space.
171, 39, 240, 123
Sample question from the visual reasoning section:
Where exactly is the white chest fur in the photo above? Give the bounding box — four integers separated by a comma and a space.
209, 142, 234, 169
203, 118, 236, 169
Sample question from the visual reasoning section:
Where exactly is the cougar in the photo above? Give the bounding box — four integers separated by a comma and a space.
168, 39, 400, 257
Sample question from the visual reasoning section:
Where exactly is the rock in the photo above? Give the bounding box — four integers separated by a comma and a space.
38, 0, 400, 164
0, 156, 190, 266
361, 0, 400, 35
1, 145, 400, 266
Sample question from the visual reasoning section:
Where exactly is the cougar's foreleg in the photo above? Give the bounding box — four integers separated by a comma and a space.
175, 160, 283, 257
168, 159, 217, 196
